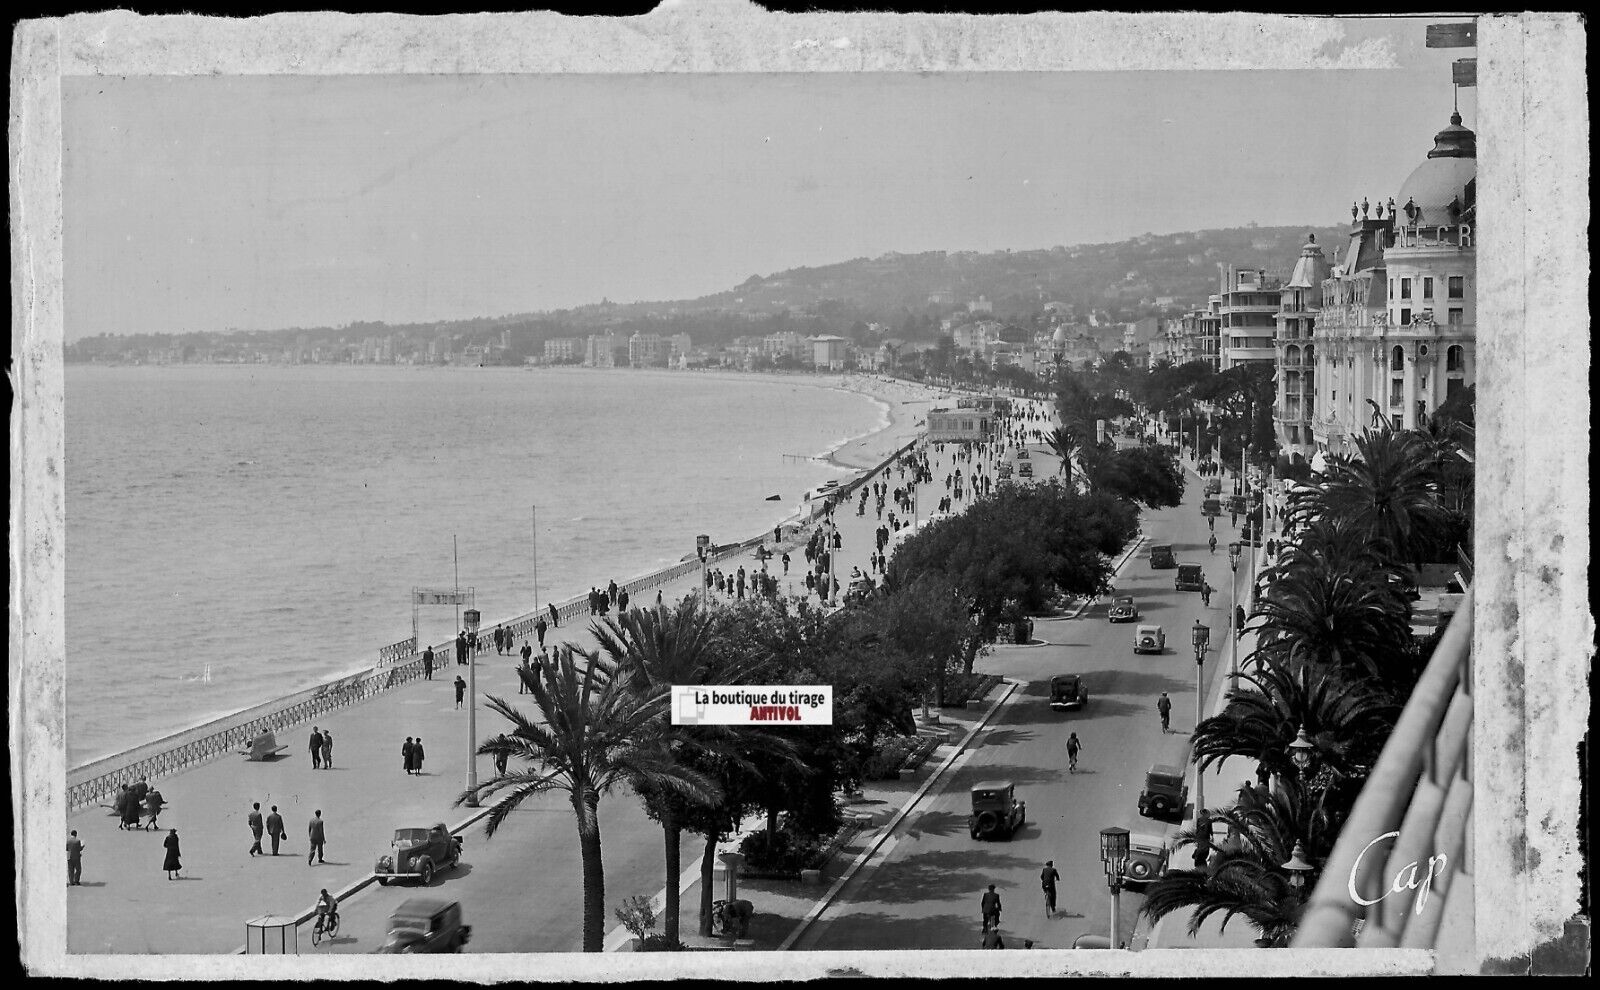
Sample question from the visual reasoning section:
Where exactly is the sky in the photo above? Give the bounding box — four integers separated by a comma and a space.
62, 17, 1476, 339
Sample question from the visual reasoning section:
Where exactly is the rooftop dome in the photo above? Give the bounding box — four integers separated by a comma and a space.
1396, 112, 1477, 225
1052, 325, 1067, 345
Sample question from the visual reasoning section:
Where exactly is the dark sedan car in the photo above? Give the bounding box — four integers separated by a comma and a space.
1048, 674, 1089, 711
374, 898, 471, 954
1106, 596, 1139, 623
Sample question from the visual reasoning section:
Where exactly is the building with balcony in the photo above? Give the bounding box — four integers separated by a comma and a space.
544, 337, 580, 362
1274, 234, 1332, 458
926, 406, 993, 443
1309, 110, 1477, 459
1218, 265, 1284, 370
628, 332, 667, 367
584, 331, 618, 368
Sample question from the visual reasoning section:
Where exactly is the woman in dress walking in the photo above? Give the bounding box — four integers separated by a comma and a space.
162, 828, 182, 880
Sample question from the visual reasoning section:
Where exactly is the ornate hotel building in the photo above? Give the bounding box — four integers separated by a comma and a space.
1280, 110, 1476, 463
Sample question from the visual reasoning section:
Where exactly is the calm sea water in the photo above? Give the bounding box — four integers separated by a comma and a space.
65, 365, 883, 766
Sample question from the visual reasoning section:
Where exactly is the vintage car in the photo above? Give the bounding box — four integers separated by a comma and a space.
1138, 764, 1189, 820
1148, 544, 1176, 569
1018, 461, 1034, 478
1016, 448, 1030, 459
1048, 674, 1088, 711
1204, 477, 1223, 496
998, 462, 1014, 479
1122, 832, 1171, 885
1133, 624, 1166, 655
1175, 563, 1206, 592
373, 898, 471, 954
374, 824, 463, 886
844, 576, 876, 603
967, 780, 1026, 841
1107, 595, 1139, 623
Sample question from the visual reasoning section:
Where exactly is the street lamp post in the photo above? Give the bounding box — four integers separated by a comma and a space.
1227, 543, 1243, 691
1288, 723, 1315, 785
1191, 620, 1211, 824
462, 607, 481, 808
696, 534, 711, 607
1099, 826, 1131, 950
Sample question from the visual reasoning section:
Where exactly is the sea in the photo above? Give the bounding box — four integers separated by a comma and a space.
64, 364, 885, 767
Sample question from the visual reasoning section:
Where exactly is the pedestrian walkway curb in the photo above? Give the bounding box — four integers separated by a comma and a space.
230, 804, 497, 954
776, 677, 1022, 951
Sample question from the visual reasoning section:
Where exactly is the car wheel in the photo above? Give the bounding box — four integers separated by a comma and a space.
377, 877, 389, 887
419, 860, 435, 885
1128, 859, 1152, 881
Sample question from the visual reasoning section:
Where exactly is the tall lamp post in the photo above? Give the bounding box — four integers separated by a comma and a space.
1227, 542, 1243, 690
1288, 724, 1315, 785
1099, 826, 1131, 949
696, 534, 711, 607
462, 607, 481, 808
1191, 620, 1211, 824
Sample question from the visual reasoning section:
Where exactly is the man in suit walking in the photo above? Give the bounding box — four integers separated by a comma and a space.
67, 830, 84, 886
423, 646, 435, 680
309, 725, 324, 769
266, 805, 285, 855
248, 802, 265, 857
307, 810, 327, 865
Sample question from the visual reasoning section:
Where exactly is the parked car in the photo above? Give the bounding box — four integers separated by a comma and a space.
1018, 462, 1034, 478
999, 462, 1013, 479
1123, 833, 1170, 885
1138, 764, 1188, 820
374, 824, 464, 886
1148, 544, 1176, 569
1016, 448, 1030, 459
1132, 624, 1165, 655
1107, 595, 1139, 623
1175, 563, 1205, 592
967, 780, 1026, 840
1071, 934, 1113, 949
374, 898, 471, 953
1048, 674, 1088, 711
844, 576, 875, 603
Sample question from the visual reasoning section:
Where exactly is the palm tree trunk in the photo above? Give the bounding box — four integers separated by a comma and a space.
575, 790, 606, 952
662, 813, 681, 945
698, 832, 720, 936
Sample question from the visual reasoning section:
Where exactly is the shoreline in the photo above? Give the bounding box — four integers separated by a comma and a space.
67, 369, 946, 772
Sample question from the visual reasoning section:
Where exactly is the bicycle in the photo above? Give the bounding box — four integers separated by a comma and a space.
312, 910, 340, 946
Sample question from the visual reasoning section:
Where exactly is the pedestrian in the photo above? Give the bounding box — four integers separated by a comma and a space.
1040, 860, 1061, 916
774, 524, 781, 542
403, 737, 415, 775
455, 631, 468, 666
309, 725, 323, 769
521, 641, 533, 665
162, 828, 183, 879
1201, 582, 1212, 607
266, 805, 285, 855
321, 729, 333, 769
1157, 692, 1172, 733
535, 615, 548, 648
144, 787, 165, 830
1066, 732, 1081, 773
248, 802, 265, 857
980, 884, 1003, 932
306, 810, 326, 865
131, 775, 150, 808
467, 627, 479, 655
1235, 604, 1247, 640
413, 738, 425, 774
607, 579, 619, 607
454, 675, 466, 709
547, 601, 560, 628
493, 625, 505, 655
656, 589, 663, 607
493, 738, 509, 776
618, 589, 630, 612
115, 783, 136, 830
423, 645, 434, 680
67, 830, 85, 886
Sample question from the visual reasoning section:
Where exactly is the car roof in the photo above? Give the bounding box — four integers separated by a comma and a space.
1051, 673, 1080, 683
1113, 595, 1135, 602
1148, 764, 1183, 777
1129, 832, 1167, 849
971, 780, 1014, 791
1178, 563, 1203, 570
1137, 624, 1162, 633
394, 897, 456, 917
1149, 543, 1172, 550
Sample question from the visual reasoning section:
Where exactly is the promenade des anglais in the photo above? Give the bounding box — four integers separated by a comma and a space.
15, 10, 1590, 982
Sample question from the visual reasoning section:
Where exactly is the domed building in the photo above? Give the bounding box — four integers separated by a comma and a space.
1301, 109, 1477, 461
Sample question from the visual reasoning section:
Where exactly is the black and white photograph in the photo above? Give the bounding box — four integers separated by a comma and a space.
11, 5, 1589, 980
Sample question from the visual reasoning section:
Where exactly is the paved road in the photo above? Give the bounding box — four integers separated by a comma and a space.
797, 443, 1239, 952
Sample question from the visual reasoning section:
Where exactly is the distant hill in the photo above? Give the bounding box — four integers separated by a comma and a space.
562, 223, 1351, 327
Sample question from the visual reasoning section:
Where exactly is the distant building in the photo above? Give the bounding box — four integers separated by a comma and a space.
967, 295, 994, 315
1273, 235, 1332, 456
926, 407, 993, 443
809, 334, 850, 370
544, 337, 580, 362
1218, 266, 1284, 370
628, 332, 666, 367
585, 332, 618, 368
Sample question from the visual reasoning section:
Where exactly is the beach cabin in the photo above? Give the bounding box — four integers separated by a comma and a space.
926, 407, 993, 444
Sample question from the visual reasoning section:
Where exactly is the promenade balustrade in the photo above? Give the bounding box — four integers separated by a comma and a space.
1292, 586, 1474, 965
68, 436, 923, 813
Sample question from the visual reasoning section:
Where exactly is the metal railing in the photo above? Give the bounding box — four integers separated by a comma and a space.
1293, 586, 1473, 957
68, 437, 923, 813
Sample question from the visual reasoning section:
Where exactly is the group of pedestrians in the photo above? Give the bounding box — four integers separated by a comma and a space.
113, 775, 164, 830
401, 736, 428, 775
587, 580, 630, 616
308, 726, 334, 769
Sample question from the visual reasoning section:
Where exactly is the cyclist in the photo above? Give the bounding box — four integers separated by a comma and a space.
1201, 581, 1213, 607
1065, 732, 1081, 774
1208, 533, 1217, 555
314, 888, 339, 939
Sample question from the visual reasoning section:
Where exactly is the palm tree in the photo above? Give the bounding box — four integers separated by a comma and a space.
1248, 550, 1416, 689
592, 600, 772, 945
1046, 425, 1084, 487
1193, 659, 1399, 790
461, 645, 719, 951
1303, 420, 1450, 569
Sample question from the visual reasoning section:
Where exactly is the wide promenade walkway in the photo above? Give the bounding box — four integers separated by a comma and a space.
65, 406, 1048, 954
